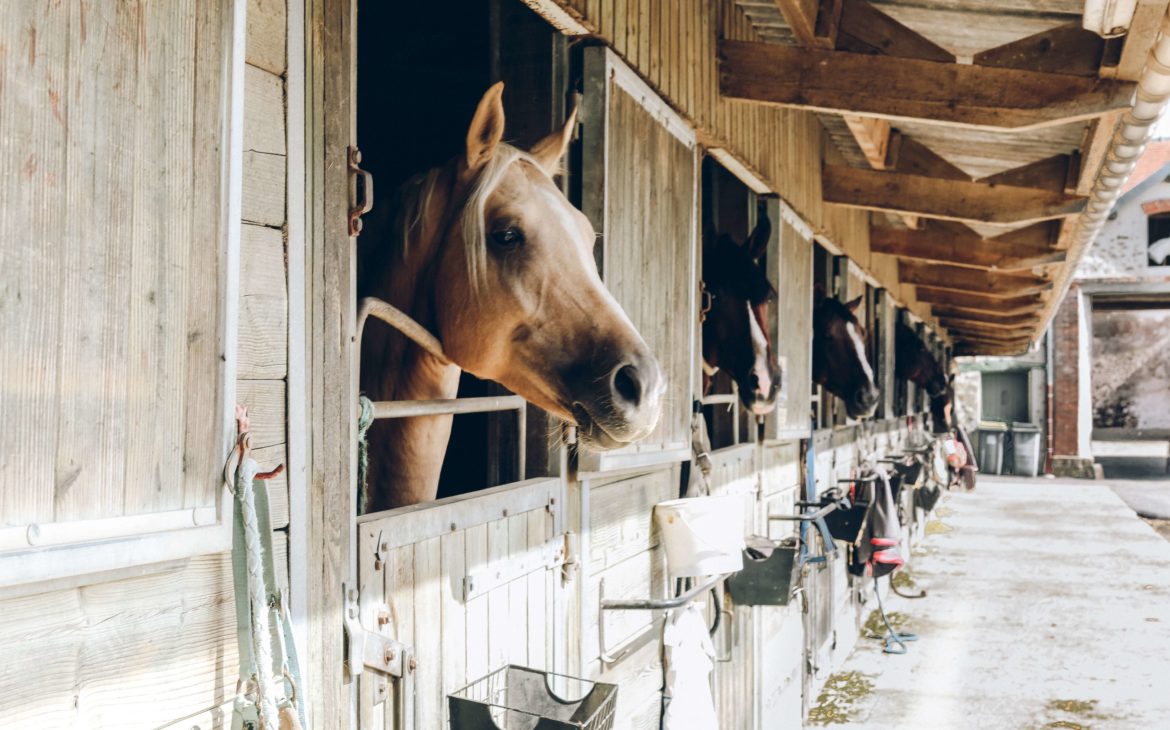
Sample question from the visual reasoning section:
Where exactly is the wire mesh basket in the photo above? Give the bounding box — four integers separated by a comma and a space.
448, 665, 618, 730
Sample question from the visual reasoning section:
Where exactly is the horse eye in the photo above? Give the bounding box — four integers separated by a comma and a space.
490, 226, 525, 250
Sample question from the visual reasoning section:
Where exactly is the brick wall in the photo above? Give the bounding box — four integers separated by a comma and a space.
1052, 285, 1082, 455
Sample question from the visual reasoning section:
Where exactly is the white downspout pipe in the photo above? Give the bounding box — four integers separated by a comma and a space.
1038, 11, 1170, 341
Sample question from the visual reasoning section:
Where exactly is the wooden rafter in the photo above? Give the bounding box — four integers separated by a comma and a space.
719, 40, 1136, 130
913, 286, 1044, 311
899, 260, 1052, 296
824, 166, 1087, 224
871, 220, 1067, 270
973, 22, 1107, 78
939, 317, 1038, 335
931, 304, 1043, 322
772, 0, 841, 48
834, 0, 954, 62
978, 153, 1081, 194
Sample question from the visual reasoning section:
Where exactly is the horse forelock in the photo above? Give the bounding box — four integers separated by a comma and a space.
392, 144, 546, 294
458, 144, 548, 293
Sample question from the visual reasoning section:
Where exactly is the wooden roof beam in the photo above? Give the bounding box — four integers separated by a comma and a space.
913, 286, 1044, 310
973, 22, 1108, 77
978, 153, 1081, 195
835, 0, 954, 63
824, 165, 1087, 224
871, 220, 1067, 270
939, 317, 1039, 335
772, 0, 842, 49
719, 40, 1136, 130
931, 304, 1043, 322
899, 260, 1052, 296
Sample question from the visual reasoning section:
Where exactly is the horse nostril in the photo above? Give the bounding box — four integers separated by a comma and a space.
613, 364, 643, 406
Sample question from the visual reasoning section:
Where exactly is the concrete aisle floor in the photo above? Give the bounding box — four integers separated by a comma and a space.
810, 476, 1170, 730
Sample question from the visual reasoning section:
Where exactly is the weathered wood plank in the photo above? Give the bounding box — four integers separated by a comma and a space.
242, 150, 287, 227
0, 0, 69, 526
588, 469, 675, 573
239, 224, 289, 380
0, 554, 236, 728
912, 285, 1044, 311
246, 0, 287, 75
900, 260, 1052, 296
824, 165, 1087, 224
978, 154, 1076, 193
835, 0, 955, 62
413, 536, 443, 730
719, 40, 1136, 130
870, 221, 1067, 269
973, 22, 1105, 77
245, 64, 287, 155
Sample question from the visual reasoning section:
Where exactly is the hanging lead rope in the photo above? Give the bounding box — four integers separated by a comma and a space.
227, 406, 304, 730
235, 456, 280, 727
357, 395, 375, 513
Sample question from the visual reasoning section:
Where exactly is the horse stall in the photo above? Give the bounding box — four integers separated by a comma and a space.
6, 0, 1149, 727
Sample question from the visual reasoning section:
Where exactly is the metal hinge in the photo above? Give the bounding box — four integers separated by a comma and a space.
342, 581, 414, 679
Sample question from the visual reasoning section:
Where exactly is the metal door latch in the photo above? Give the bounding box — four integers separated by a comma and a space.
348, 147, 374, 236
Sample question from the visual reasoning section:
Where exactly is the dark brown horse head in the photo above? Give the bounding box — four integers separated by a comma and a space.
702, 209, 782, 414
895, 321, 948, 398
813, 292, 880, 419
929, 375, 955, 434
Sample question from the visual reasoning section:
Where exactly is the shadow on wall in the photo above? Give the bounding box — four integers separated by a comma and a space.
1092, 309, 1170, 429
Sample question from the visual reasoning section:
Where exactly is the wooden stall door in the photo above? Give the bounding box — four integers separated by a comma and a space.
578, 46, 697, 473
353, 478, 570, 730
0, 0, 238, 587
706, 444, 758, 730
766, 207, 814, 440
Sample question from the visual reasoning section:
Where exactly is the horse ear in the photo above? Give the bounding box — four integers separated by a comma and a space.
845, 295, 863, 313
465, 82, 507, 175
746, 211, 771, 261
530, 105, 577, 176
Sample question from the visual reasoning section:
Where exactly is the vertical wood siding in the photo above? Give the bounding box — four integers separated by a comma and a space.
0, 1, 290, 727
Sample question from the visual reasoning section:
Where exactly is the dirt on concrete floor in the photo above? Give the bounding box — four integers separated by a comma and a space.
1142, 517, 1170, 541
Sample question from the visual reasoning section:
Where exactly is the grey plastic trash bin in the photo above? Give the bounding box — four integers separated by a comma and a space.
1012, 422, 1042, 477
978, 421, 1009, 475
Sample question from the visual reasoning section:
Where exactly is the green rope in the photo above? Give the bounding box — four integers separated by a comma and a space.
357, 395, 375, 514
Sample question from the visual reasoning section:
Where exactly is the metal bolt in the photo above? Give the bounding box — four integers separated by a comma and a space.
374, 559, 383, 571
502, 509, 509, 517
380, 541, 388, 552
550, 497, 556, 505
450, 522, 457, 532
408, 657, 418, 673
377, 607, 391, 627
385, 647, 396, 664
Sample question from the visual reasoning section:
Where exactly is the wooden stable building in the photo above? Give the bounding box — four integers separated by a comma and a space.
2, 0, 1169, 728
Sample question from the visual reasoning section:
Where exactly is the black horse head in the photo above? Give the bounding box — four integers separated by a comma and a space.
702, 208, 783, 415
813, 292, 880, 419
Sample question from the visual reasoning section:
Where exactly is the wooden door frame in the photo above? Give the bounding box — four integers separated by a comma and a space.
300, 0, 358, 725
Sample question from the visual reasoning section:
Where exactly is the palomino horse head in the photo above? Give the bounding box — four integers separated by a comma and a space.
362, 83, 664, 506
812, 293, 880, 419
702, 207, 782, 414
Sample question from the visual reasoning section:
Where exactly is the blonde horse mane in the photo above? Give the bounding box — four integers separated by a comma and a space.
395, 143, 545, 292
